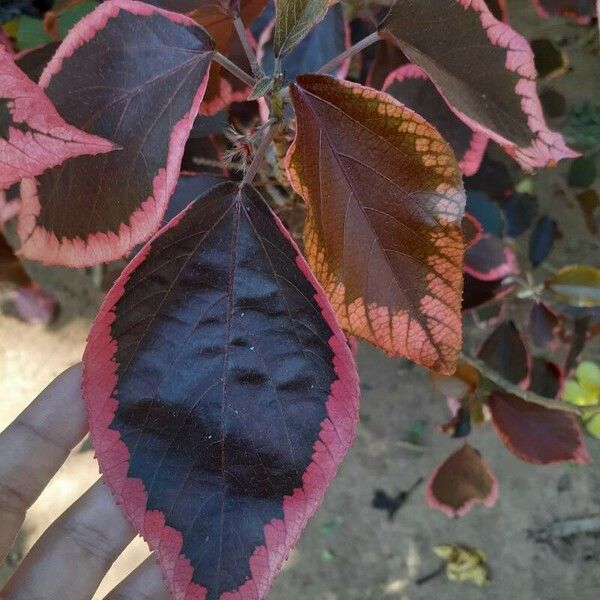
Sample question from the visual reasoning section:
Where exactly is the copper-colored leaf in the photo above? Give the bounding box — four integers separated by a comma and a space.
488, 391, 590, 464
286, 74, 466, 374
426, 444, 498, 517
378, 0, 578, 170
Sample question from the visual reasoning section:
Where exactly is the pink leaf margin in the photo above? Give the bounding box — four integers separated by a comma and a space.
412, 0, 579, 170
463, 234, 519, 281
15, 0, 214, 268
425, 445, 499, 518
382, 64, 488, 176
83, 188, 360, 600
0, 46, 114, 191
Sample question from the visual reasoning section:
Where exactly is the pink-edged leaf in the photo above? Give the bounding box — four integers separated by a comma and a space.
529, 357, 564, 399
17, 0, 215, 268
0, 45, 114, 191
488, 391, 590, 464
530, 300, 562, 350
464, 233, 518, 281
532, 0, 597, 23
462, 213, 483, 249
383, 65, 488, 176
462, 272, 514, 311
378, 0, 579, 170
426, 444, 498, 517
83, 180, 359, 600
286, 74, 466, 375
14, 41, 61, 83
477, 320, 531, 386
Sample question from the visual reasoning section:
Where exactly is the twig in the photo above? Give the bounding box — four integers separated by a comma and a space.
318, 31, 380, 74
242, 123, 276, 186
213, 52, 256, 88
232, 14, 263, 77
460, 352, 600, 418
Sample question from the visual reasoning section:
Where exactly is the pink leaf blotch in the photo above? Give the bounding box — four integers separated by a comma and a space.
0, 46, 114, 191
426, 444, 499, 517
489, 391, 590, 464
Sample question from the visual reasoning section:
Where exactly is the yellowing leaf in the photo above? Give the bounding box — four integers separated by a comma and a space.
546, 265, 600, 307
434, 543, 489, 586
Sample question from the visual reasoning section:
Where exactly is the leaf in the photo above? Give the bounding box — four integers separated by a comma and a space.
484, 0, 508, 22
14, 40, 60, 82
477, 320, 531, 386
191, 0, 267, 116
546, 265, 600, 307
464, 154, 513, 202
464, 234, 518, 282
465, 191, 505, 237
0, 185, 21, 228
529, 301, 561, 350
273, 0, 330, 56
286, 74, 466, 374
0, 230, 30, 287
426, 444, 498, 517
383, 65, 488, 176
258, 1, 350, 84
83, 180, 359, 600
0, 45, 113, 191
462, 213, 483, 250
434, 544, 489, 586
529, 215, 559, 268
540, 88, 567, 120
16, 0, 214, 267
488, 391, 590, 464
502, 191, 538, 237
567, 156, 597, 188
462, 272, 514, 311
378, 0, 578, 170
532, 0, 597, 23
531, 38, 569, 80
366, 39, 408, 90
529, 357, 563, 399
430, 361, 480, 400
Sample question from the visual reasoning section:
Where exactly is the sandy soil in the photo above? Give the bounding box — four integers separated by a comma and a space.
1, 0, 600, 598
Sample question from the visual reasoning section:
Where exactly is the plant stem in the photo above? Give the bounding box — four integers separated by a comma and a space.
213, 52, 256, 88
318, 31, 380, 74
242, 123, 276, 186
232, 14, 263, 77
459, 352, 600, 418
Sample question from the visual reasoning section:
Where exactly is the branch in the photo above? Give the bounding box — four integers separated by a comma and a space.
242, 123, 276, 186
459, 352, 600, 419
213, 52, 256, 88
232, 13, 263, 77
318, 31, 380, 74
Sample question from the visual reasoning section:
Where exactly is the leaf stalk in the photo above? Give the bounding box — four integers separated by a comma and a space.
213, 52, 256, 88
317, 31, 380, 75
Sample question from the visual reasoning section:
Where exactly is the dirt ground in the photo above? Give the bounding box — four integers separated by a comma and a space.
1, 1, 600, 599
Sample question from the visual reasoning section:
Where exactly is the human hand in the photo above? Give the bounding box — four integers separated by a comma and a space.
0, 365, 170, 600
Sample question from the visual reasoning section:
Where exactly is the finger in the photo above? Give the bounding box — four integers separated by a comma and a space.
0, 364, 87, 559
1, 480, 136, 600
103, 555, 170, 600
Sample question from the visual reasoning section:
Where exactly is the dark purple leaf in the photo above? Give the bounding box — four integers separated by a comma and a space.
378, 0, 578, 169
14, 41, 60, 82
464, 233, 518, 281
502, 192, 538, 237
465, 154, 514, 202
465, 191, 505, 236
532, 0, 597, 24
83, 180, 359, 600
488, 391, 590, 464
462, 272, 514, 311
17, 0, 214, 267
530, 301, 561, 350
528, 357, 563, 398
529, 215, 559, 267
477, 320, 531, 386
